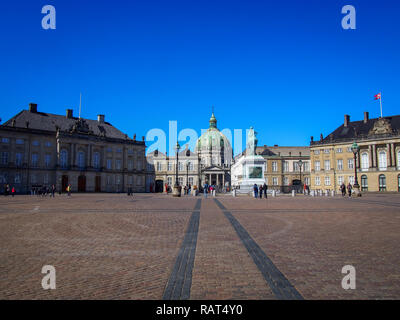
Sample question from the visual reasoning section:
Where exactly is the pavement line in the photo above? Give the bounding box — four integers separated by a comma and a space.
162, 199, 201, 300
213, 198, 304, 300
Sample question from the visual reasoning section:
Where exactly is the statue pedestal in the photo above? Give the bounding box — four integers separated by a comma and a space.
237, 155, 266, 194
172, 185, 181, 197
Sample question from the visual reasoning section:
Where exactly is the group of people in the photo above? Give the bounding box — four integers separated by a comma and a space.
340, 183, 353, 198
202, 183, 218, 198
2, 184, 16, 197
30, 185, 57, 197
253, 183, 268, 198
183, 184, 192, 195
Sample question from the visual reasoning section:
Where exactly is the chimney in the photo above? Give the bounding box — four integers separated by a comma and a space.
97, 114, 105, 123
66, 109, 73, 118
364, 112, 369, 123
344, 114, 350, 127
29, 103, 37, 113
320, 133, 323, 141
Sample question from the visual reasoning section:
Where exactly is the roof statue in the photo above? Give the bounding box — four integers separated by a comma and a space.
246, 126, 258, 156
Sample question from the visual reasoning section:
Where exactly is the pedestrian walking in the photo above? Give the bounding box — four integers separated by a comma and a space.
11, 186, 15, 197
253, 184, 258, 198
263, 183, 268, 198
340, 183, 346, 197
259, 184, 263, 198
51, 185, 56, 197
347, 183, 352, 198
67, 184, 71, 196
203, 182, 209, 198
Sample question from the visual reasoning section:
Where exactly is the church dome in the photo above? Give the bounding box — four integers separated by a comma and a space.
195, 112, 231, 151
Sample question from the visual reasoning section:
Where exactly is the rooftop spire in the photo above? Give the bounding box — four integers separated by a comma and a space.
209, 106, 217, 128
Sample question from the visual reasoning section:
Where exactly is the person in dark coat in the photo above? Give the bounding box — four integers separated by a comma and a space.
340, 183, 346, 197
263, 183, 268, 198
253, 184, 258, 198
347, 183, 352, 198
259, 184, 263, 198
51, 185, 56, 197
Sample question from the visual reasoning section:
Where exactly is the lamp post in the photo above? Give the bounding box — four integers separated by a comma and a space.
173, 142, 181, 197
351, 142, 362, 197
297, 159, 304, 193
186, 161, 189, 188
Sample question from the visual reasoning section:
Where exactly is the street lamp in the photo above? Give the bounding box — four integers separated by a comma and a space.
297, 159, 304, 193
173, 141, 181, 197
351, 141, 362, 197
186, 161, 189, 188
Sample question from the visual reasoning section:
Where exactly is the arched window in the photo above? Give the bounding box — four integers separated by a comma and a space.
77, 151, 85, 169
378, 151, 387, 170
93, 152, 100, 169
361, 153, 369, 171
60, 150, 68, 168
361, 175, 368, 191
379, 174, 386, 192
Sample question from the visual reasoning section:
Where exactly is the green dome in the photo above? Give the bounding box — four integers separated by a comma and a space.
195, 112, 231, 151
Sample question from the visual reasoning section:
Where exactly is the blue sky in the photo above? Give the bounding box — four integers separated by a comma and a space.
1, 0, 399, 155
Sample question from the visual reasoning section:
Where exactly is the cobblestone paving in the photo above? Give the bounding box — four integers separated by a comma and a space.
0, 193, 399, 299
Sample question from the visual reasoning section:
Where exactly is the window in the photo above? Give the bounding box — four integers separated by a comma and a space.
1, 152, 9, 165
93, 152, 100, 169
324, 176, 331, 186
272, 162, 278, 172
361, 175, 368, 191
45, 154, 51, 168
324, 160, 331, 171
178, 177, 183, 185
378, 151, 387, 170
293, 162, 299, 172
283, 161, 289, 172
157, 162, 162, 171
106, 147, 112, 153
77, 152, 85, 169
106, 159, 112, 170
128, 176, 133, 185
304, 177, 310, 185
303, 162, 309, 172
348, 159, 354, 169
136, 176, 142, 186
338, 176, 344, 186
16, 139, 24, 145
45, 141, 52, 147
1, 138, 10, 144
178, 162, 183, 171
283, 177, 289, 185
347, 147, 352, 153
336, 148, 343, 153
0, 173, 8, 183
314, 150, 320, 155
31, 174, 37, 184
167, 177, 172, 185
189, 177, 194, 185
14, 173, 21, 184
188, 162, 193, 171
115, 159, 122, 170
116, 148, 122, 153
128, 159, 133, 170
361, 153, 369, 171
349, 176, 355, 185
168, 162, 172, 171
32, 140, 40, 146
31, 153, 38, 167
43, 173, 49, 184
128, 149, 134, 155
379, 174, 386, 191
107, 175, 112, 185
315, 161, 320, 172
15, 153, 23, 167
136, 157, 142, 170
116, 175, 121, 185
315, 176, 321, 186
324, 149, 330, 154
60, 150, 68, 168
337, 159, 343, 170
272, 177, 278, 185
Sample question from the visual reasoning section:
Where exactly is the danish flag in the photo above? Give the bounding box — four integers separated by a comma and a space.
374, 93, 381, 100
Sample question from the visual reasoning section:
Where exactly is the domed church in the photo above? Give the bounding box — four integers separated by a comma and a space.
146, 112, 233, 192
195, 112, 232, 189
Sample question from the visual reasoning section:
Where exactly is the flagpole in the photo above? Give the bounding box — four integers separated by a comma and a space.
79, 93, 82, 119
380, 91, 382, 118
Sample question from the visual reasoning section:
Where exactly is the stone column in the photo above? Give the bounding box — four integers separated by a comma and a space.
71, 143, 75, 167
369, 145, 373, 168
88, 144, 92, 168
372, 144, 377, 168
391, 143, 396, 168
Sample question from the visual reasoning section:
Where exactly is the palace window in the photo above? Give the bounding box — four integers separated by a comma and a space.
189, 177, 194, 185
15, 153, 23, 167
45, 141, 52, 147
43, 173, 49, 184
45, 154, 51, 168
157, 162, 162, 171
283, 177, 289, 186
106, 159, 112, 170
167, 162, 172, 171
136, 176, 142, 186
304, 177, 310, 185
361, 153, 369, 171
16, 139, 24, 145
324, 176, 331, 186
324, 160, 331, 171
115, 159, 122, 170
178, 162, 183, 171
283, 161, 289, 172
93, 152, 100, 169
272, 161, 278, 172
1, 152, 9, 165
347, 147, 352, 153
348, 159, 354, 169
31, 174, 37, 184
128, 159, 133, 170
77, 152, 85, 169
349, 176, 355, 185
31, 153, 38, 167
315, 161, 320, 172
337, 159, 343, 171
315, 176, 321, 186
314, 150, 320, 155
1, 138, 10, 144
336, 148, 343, 153
361, 175, 368, 191
324, 149, 330, 154
303, 162, 310, 172
167, 177, 172, 185
272, 177, 278, 185
14, 173, 21, 184
379, 174, 386, 191
60, 150, 68, 168
338, 176, 344, 185
32, 140, 40, 146
378, 151, 387, 170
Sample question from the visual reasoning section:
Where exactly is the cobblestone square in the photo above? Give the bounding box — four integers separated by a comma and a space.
0, 193, 399, 300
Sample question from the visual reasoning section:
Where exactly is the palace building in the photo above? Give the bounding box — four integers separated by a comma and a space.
146, 112, 232, 192
0, 103, 149, 194
310, 112, 400, 193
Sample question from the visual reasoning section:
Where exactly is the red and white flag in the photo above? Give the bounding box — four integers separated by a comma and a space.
374, 93, 381, 100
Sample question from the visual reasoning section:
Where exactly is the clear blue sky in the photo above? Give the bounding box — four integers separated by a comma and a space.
1, 0, 399, 155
